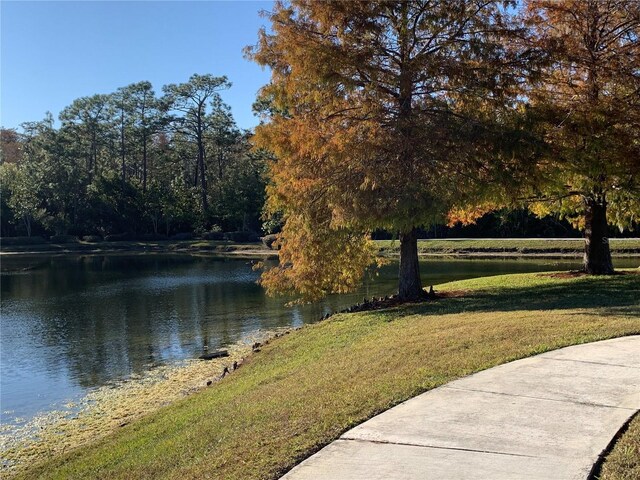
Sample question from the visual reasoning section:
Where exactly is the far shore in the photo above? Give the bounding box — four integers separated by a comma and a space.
1, 237, 639, 259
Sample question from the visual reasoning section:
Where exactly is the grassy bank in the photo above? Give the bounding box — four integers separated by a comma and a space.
1, 330, 283, 475
15, 272, 640, 480
0, 239, 273, 256
377, 238, 640, 256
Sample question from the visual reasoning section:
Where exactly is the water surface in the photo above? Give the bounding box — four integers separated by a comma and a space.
2, 254, 637, 428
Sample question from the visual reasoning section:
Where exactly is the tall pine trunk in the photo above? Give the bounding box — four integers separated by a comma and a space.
398, 228, 424, 300
24, 215, 32, 237
198, 142, 208, 213
142, 132, 148, 193
120, 115, 126, 191
583, 197, 614, 274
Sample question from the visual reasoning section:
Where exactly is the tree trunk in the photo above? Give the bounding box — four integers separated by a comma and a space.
24, 215, 31, 237
395, 5, 423, 302
398, 228, 424, 300
91, 131, 98, 180
583, 197, 614, 274
142, 102, 148, 194
120, 110, 127, 195
142, 132, 148, 193
198, 142, 208, 213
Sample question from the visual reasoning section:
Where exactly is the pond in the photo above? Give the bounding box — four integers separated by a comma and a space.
1, 254, 638, 432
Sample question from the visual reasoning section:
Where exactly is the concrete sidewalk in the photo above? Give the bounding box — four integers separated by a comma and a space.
283, 336, 640, 480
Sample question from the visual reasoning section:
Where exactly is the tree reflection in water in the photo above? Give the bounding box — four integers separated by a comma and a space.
2, 253, 631, 423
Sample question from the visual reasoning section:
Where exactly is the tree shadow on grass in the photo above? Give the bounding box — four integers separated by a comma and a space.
388, 274, 640, 319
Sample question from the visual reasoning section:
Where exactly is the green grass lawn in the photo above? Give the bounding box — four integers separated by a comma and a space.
15, 272, 640, 480
376, 238, 640, 255
599, 413, 640, 480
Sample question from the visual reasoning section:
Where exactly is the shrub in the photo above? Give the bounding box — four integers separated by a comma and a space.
104, 233, 132, 242
50, 235, 79, 244
171, 232, 193, 241
224, 231, 260, 243
0, 236, 47, 246
82, 235, 103, 243
202, 231, 225, 240
137, 233, 168, 241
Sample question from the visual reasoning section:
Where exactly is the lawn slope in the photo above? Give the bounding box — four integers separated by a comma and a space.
19, 272, 640, 480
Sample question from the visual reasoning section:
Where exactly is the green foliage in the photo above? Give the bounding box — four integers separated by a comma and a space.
83, 173, 145, 235
2, 75, 267, 238
261, 210, 284, 235
49, 234, 79, 244
1, 147, 47, 237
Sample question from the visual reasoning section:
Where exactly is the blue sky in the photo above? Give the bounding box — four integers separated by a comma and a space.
1, 1, 274, 130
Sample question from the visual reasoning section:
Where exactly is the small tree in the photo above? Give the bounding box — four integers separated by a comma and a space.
0, 128, 23, 164
4, 161, 46, 237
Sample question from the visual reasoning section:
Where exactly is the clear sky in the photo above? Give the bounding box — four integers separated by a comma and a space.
1, 0, 274, 130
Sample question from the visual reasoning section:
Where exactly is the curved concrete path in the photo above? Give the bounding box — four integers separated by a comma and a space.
283, 336, 640, 480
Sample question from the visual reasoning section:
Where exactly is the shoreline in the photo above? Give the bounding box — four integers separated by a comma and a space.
1, 238, 639, 259
2, 249, 640, 260
0, 328, 291, 476
0, 241, 278, 258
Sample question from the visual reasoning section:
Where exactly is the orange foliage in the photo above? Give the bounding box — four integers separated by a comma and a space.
447, 204, 499, 227
247, 1, 529, 299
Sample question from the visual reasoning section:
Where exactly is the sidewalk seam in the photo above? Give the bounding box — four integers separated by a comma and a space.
337, 437, 540, 458
441, 385, 639, 410
539, 356, 640, 369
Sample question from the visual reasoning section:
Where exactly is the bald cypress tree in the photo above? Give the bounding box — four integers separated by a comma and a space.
519, 0, 640, 274
248, 0, 516, 301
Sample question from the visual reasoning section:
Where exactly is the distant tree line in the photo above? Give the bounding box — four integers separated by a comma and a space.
0, 74, 267, 239
2, 51, 638, 248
